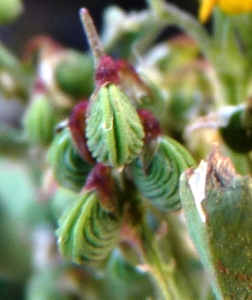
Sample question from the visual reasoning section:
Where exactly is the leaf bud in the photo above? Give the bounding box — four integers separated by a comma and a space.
95, 55, 120, 88
86, 56, 144, 167
56, 189, 122, 264
131, 136, 195, 212
48, 126, 92, 192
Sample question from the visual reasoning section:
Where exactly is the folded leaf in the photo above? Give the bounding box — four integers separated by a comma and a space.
132, 136, 195, 212
57, 191, 122, 264
86, 84, 144, 167
48, 127, 92, 192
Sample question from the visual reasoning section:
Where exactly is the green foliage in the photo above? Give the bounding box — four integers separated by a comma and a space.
86, 84, 144, 167
180, 147, 252, 299
48, 127, 92, 192
131, 136, 195, 212
2, 0, 252, 299
57, 191, 122, 264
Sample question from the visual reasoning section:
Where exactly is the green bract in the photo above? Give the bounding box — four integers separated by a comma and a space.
86, 84, 144, 167
131, 136, 195, 212
48, 127, 92, 192
180, 147, 252, 300
23, 94, 57, 145
57, 191, 122, 264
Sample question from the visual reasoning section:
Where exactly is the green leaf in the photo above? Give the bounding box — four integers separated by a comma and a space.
180, 145, 252, 299
57, 191, 122, 264
132, 136, 195, 212
86, 84, 144, 167
48, 127, 92, 192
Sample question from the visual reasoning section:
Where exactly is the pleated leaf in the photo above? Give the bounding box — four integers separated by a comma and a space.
131, 136, 195, 212
86, 84, 144, 167
57, 191, 122, 264
48, 127, 92, 192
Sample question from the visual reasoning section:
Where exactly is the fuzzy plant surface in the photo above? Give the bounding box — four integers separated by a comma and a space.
2, 0, 252, 300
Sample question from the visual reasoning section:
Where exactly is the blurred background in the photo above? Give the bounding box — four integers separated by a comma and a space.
0, 0, 198, 55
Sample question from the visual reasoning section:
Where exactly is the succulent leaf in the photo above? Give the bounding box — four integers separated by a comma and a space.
57, 191, 122, 264
86, 84, 144, 167
23, 94, 57, 145
131, 136, 195, 212
48, 127, 92, 192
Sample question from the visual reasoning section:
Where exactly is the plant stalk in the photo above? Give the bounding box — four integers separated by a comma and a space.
140, 214, 182, 300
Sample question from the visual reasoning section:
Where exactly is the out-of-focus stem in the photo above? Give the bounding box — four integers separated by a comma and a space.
79, 8, 105, 66
148, 0, 212, 59
140, 215, 182, 300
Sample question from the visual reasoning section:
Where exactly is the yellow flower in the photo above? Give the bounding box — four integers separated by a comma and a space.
199, 0, 252, 22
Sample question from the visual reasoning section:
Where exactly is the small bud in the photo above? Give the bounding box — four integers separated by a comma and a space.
23, 79, 57, 145
86, 82, 144, 167
48, 127, 92, 192
56, 190, 122, 264
79, 10, 144, 167
131, 136, 195, 212
95, 55, 120, 87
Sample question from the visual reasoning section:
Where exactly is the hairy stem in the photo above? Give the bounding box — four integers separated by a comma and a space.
79, 8, 105, 66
